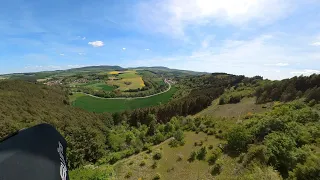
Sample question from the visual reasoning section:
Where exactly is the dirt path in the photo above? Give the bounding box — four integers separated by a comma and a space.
73, 79, 172, 100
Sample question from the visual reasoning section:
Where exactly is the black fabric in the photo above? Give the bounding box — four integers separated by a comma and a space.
0, 123, 69, 180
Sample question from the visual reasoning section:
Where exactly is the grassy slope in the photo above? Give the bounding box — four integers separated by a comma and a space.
72, 86, 177, 113
196, 97, 273, 119
113, 132, 222, 180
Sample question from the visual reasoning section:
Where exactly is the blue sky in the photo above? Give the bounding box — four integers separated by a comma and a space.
1, 0, 320, 79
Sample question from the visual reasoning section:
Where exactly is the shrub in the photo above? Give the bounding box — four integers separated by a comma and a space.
125, 171, 132, 178
153, 173, 161, 180
226, 126, 252, 153
188, 151, 197, 162
242, 145, 269, 166
208, 145, 214, 150
208, 148, 222, 165
140, 161, 146, 166
169, 139, 182, 147
289, 155, 320, 180
211, 162, 222, 176
128, 161, 134, 165
197, 147, 207, 160
153, 151, 162, 160
151, 161, 158, 169
265, 132, 297, 175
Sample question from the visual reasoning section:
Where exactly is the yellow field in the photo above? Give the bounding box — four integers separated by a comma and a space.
108, 71, 122, 75
107, 71, 145, 91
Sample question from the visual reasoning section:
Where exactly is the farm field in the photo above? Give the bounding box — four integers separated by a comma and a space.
81, 82, 116, 91
107, 70, 145, 91
110, 132, 222, 180
71, 86, 177, 113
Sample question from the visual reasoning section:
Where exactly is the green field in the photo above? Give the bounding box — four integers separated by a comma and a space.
77, 82, 116, 92
71, 86, 177, 113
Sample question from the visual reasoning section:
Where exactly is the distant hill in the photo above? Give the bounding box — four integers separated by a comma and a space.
2, 65, 207, 81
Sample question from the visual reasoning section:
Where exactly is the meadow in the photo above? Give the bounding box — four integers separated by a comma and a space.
71, 86, 177, 113
113, 131, 222, 180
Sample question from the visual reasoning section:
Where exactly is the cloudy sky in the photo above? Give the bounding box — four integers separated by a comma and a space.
0, 0, 320, 79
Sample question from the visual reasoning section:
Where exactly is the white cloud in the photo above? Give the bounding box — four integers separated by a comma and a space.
137, 0, 294, 36
311, 42, 320, 46
144, 48, 150, 51
264, 63, 289, 66
82, 37, 86, 40
122, 48, 126, 50
59, 53, 65, 56
290, 69, 320, 76
130, 33, 320, 80
78, 52, 86, 55
88, 41, 104, 47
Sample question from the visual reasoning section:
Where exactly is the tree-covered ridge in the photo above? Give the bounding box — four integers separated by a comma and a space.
256, 74, 320, 104
0, 80, 110, 168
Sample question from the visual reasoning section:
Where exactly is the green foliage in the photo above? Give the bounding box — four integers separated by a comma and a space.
140, 160, 146, 166
188, 151, 197, 162
211, 161, 222, 176
289, 155, 320, 180
226, 126, 252, 153
208, 148, 222, 165
153, 151, 162, 160
265, 132, 297, 175
153, 173, 161, 180
242, 145, 269, 166
256, 74, 320, 103
69, 166, 114, 180
197, 146, 207, 160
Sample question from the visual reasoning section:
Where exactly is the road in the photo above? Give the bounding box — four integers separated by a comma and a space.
73, 79, 172, 100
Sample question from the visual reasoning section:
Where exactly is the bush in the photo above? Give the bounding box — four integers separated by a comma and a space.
208, 148, 222, 165
265, 132, 297, 175
151, 161, 158, 169
153, 173, 161, 180
169, 139, 179, 147
197, 147, 207, 160
140, 161, 146, 166
188, 151, 197, 162
289, 155, 320, 180
128, 161, 134, 165
173, 130, 185, 142
242, 145, 269, 166
226, 126, 252, 153
153, 151, 162, 160
211, 162, 222, 176
125, 171, 132, 178
208, 145, 214, 150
